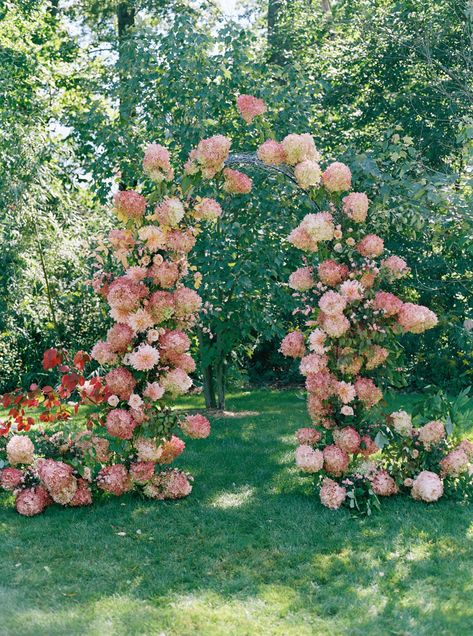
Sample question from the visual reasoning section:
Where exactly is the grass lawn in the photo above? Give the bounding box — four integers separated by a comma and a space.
1, 388, 473, 635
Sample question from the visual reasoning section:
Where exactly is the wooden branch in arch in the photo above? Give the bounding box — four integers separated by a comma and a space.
225, 152, 320, 210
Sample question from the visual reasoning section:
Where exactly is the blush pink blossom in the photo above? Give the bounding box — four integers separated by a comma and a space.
300, 353, 328, 376
15, 486, 51, 516
105, 409, 137, 440
159, 435, 186, 464
281, 133, 320, 165
288, 213, 334, 252
159, 330, 191, 354
306, 370, 335, 399
365, 345, 389, 370
180, 414, 211, 439
319, 312, 350, 338
317, 260, 349, 286
257, 139, 286, 165
143, 143, 173, 182
174, 287, 202, 319
295, 428, 322, 445
333, 426, 361, 453
186, 135, 231, 178
288, 266, 315, 291
105, 367, 136, 400
223, 168, 253, 194
397, 303, 438, 334
106, 323, 134, 353
144, 382, 165, 401
194, 198, 222, 221
130, 462, 155, 484
295, 445, 324, 473
411, 471, 444, 502
113, 190, 147, 220
0, 467, 23, 491
358, 435, 379, 457
418, 420, 445, 449
307, 394, 332, 421
342, 192, 369, 223
237, 94, 267, 123
149, 290, 175, 323
129, 344, 160, 371
373, 291, 403, 317
340, 405, 354, 416
336, 382, 356, 404
153, 197, 185, 228
308, 329, 328, 354
135, 437, 162, 463
163, 351, 196, 373
339, 280, 364, 302
381, 255, 410, 279
107, 277, 148, 313
166, 229, 196, 254
371, 470, 398, 496
7, 435, 35, 466
91, 341, 118, 366
138, 225, 167, 252
127, 309, 155, 333
150, 260, 180, 289
440, 449, 469, 477
97, 464, 132, 496
319, 291, 347, 316
390, 410, 413, 436
354, 377, 383, 408
323, 444, 349, 476
357, 234, 384, 258
161, 368, 193, 396
280, 331, 306, 358
322, 162, 352, 192
69, 479, 93, 507
294, 160, 322, 189
37, 459, 78, 505
319, 477, 347, 509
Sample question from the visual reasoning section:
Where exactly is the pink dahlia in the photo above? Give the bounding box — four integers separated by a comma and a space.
97, 464, 132, 496
153, 197, 185, 228
355, 377, 383, 408
319, 477, 347, 509
129, 344, 160, 371
371, 470, 398, 496
339, 280, 364, 303
194, 197, 222, 221
174, 287, 202, 319
237, 94, 267, 123
223, 168, 252, 194
308, 329, 328, 354
288, 266, 315, 292
373, 291, 403, 317
127, 308, 154, 333
336, 382, 356, 405
257, 139, 286, 165
105, 409, 137, 440
418, 420, 445, 449
342, 192, 369, 223
295, 427, 321, 445
357, 234, 384, 258
15, 486, 51, 516
280, 331, 306, 358
0, 467, 23, 491
294, 160, 321, 190
317, 260, 349, 286
411, 471, 444, 503
440, 448, 469, 477
319, 290, 347, 316
6, 435, 34, 466
321, 162, 352, 192
143, 143, 173, 182
323, 445, 349, 476
143, 382, 165, 402
159, 435, 186, 464
281, 133, 320, 165
180, 414, 211, 439
398, 303, 438, 334
105, 367, 136, 401
333, 426, 361, 454
295, 445, 324, 473
161, 368, 193, 396
138, 225, 166, 252
130, 461, 155, 484
113, 190, 147, 220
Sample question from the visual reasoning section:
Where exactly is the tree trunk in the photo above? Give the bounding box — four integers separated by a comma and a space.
117, 1, 136, 190
267, 0, 284, 66
198, 330, 217, 409
216, 358, 226, 411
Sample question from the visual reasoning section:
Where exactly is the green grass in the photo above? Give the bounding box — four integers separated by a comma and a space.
1, 389, 473, 636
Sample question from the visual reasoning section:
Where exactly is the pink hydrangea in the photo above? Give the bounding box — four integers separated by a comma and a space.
90, 341, 118, 366
295, 445, 324, 473
381, 255, 410, 279
279, 331, 306, 358
440, 448, 469, 477
308, 329, 328, 354
150, 260, 180, 289
69, 479, 93, 507
106, 323, 134, 353
373, 291, 403, 317
37, 459, 78, 505
223, 168, 253, 194
306, 370, 335, 399
342, 192, 369, 223
159, 329, 190, 354
281, 133, 320, 165
15, 486, 51, 516
458, 439, 473, 459
113, 190, 147, 220
295, 428, 321, 445
138, 225, 166, 252
130, 462, 155, 484
105, 409, 137, 440
359, 270, 377, 289
0, 467, 23, 491
319, 312, 350, 338
418, 420, 445, 449
237, 94, 267, 123
307, 394, 332, 421
145, 469, 193, 499
319, 477, 347, 509
294, 160, 321, 189
354, 377, 383, 408
257, 139, 286, 165
149, 290, 175, 323
186, 135, 231, 178
6, 435, 35, 466
358, 435, 379, 457
365, 345, 389, 370
159, 435, 186, 464
161, 368, 193, 396
194, 198, 222, 221
339, 280, 364, 303
105, 367, 136, 400
180, 414, 211, 439
371, 470, 398, 496
337, 350, 363, 376
143, 143, 173, 182
317, 260, 349, 286
288, 213, 334, 252
97, 464, 132, 496
163, 351, 196, 373
129, 344, 160, 371
288, 266, 315, 291
411, 471, 444, 502
174, 287, 202, 319
107, 277, 148, 313
357, 234, 384, 258
300, 353, 328, 376
135, 437, 162, 463
390, 410, 413, 436
323, 444, 349, 476
127, 308, 155, 333
333, 426, 361, 453
336, 382, 356, 404
166, 229, 196, 254
153, 197, 185, 228
321, 162, 352, 192
143, 382, 165, 402
319, 291, 347, 316
397, 303, 438, 334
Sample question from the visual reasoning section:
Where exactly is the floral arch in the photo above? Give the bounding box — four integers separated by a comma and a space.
1, 95, 472, 516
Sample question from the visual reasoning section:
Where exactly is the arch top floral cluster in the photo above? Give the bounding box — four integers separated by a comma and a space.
0, 125, 256, 516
